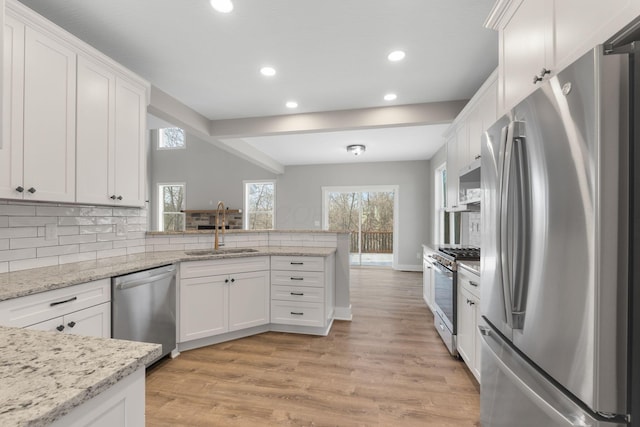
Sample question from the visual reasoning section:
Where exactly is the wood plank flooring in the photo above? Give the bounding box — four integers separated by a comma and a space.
145, 267, 480, 426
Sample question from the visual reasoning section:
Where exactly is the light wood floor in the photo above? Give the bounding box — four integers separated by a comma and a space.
146, 267, 480, 426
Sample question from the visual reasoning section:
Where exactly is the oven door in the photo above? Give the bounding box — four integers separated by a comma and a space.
433, 261, 456, 333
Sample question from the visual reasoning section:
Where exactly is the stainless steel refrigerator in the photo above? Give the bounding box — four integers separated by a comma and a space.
480, 42, 638, 426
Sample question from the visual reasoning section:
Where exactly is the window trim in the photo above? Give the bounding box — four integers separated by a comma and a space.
243, 180, 276, 230
434, 162, 446, 245
157, 182, 186, 231
157, 127, 186, 150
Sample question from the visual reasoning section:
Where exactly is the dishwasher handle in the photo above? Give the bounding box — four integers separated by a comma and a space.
114, 268, 176, 290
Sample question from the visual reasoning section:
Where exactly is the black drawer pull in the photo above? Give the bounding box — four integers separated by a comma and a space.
290, 277, 304, 281
56, 325, 65, 332
50, 296, 77, 307
67, 321, 76, 328
469, 281, 479, 287
290, 262, 304, 265
291, 312, 304, 316
290, 292, 304, 296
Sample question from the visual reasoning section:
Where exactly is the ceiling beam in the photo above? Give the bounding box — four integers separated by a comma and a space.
208, 101, 468, 138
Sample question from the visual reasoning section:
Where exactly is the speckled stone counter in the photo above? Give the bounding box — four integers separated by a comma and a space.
0, 325, 160, 427
0, 246, 337, 302
458, 260, 480, 276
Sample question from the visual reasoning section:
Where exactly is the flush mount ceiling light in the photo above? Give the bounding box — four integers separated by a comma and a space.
286, 101, 298, 109
384, 93, 397, 101
346, 144, 366, 156
210, 0, 233, 13
387, 50, 406, 62
260, 66, 276, 77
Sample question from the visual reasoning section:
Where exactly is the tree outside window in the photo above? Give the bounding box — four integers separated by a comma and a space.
158, 184, 185, 231
244, 181, 275, 230
158, 128, 185, 149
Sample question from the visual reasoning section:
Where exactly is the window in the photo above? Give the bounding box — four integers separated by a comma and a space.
158, 184, 185, 231
157, 127, 185, 149
244, 181, 275, 230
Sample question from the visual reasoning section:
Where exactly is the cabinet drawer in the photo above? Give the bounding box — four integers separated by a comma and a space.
270, 270, 324, 287
181, 256, 270, 279
271, 301, 324, 327
271, 285, 324, 303
271, 256, 324, 272
0, 278, 111, 328
458, 269, 480, 299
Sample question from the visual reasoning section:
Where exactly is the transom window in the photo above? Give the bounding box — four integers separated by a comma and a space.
158, 128, 185, 149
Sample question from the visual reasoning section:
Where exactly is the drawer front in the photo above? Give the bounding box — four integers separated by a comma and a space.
271, 256, 324, 272
271, 300, 324, 327
181, 256, 270, 279
271, 285, 324, 303
270, 270, 324, 287
458, 269, 480, 299
0, 278, 111, 328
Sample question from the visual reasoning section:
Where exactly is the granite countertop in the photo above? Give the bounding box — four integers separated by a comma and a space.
458, 260, 480, 276
0, 246, 337, 302
0, 326, 160, 427
147, 229, 351, 235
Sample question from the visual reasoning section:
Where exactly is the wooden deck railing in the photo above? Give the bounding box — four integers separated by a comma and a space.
350, 231, 393, 253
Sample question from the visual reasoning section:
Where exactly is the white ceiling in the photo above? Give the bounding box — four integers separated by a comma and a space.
17, 0, 498, 167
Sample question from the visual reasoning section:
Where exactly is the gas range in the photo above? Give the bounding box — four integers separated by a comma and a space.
433, 246, 480, 270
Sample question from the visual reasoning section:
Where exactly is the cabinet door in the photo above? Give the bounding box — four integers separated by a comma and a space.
445, 134, 458, 209
229, 270, 269, 331
501, 0, 551, 110
114, 78, 146, 206
0, 15, 24, 200
22, 26, 76, 202
474, 302, 482, 382
64, 302, 111, 338
457, 286, 476, 368
456, 122, 469, 172
422, 259, 432, 309
179, 275, 228, 341
76, 56, 115, 205
26, 316, 64, 333
467, 110, 482, 164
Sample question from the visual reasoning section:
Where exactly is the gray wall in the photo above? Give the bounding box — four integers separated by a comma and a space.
276, 160, 431, 269
149, 131, 277, 230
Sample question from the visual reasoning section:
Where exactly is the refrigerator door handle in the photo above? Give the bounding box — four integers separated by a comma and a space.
499, 121, 515, 329
511, 126, 529, 329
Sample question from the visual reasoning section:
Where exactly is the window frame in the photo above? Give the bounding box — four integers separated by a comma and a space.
157, 127, 186, 150
157, 182, 186, 231
434, 162, 447, 245
243, 180, 276, 230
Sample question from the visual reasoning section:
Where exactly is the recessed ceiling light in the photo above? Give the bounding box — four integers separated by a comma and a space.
210, 0, 233, 13
347, 144, 366, 156
384, 93, 397, 101
286, 101, 298, 109
260, 66, 276, 77
387, 50, 406, 62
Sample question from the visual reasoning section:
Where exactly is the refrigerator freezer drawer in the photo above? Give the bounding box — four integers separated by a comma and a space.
480, 324, 626, 427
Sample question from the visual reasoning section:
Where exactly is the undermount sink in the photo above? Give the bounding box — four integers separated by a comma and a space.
184, 248, 260, 256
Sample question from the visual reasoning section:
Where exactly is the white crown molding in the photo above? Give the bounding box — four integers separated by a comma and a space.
484, 0, 518, 30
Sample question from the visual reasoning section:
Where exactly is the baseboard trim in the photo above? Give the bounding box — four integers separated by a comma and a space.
334, 305, 352, 321
395, 264, 422, 272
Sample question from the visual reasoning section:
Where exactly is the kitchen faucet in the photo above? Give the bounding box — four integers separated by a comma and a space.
214, 201, 226, 250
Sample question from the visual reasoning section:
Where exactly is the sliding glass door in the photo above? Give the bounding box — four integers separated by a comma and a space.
323, 186, 397, 267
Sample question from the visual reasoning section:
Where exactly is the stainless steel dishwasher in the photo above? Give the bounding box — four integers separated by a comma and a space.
112, 264, 177, 366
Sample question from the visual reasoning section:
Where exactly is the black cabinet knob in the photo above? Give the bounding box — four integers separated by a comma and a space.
117, 196, 123, 200
67, 321, 76, 328
230, 278, 235, 283
56, 325, 65, 332
27, 187, 36, 194
15, 186, 24, 193
110, 195, 117, 200
225, 278, 229, 283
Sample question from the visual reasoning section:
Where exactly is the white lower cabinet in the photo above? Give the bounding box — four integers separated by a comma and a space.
457, 267, 481, 382
270, 255, 335, 332
179, 257, 270, 343
0, 278, 111, 338
422, 249, 435, 312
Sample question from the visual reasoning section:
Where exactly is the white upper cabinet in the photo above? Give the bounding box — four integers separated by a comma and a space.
1, 14, 76, 202
76, 56, 147, 207
2, 0, 149, 206
488, 0, 640, 113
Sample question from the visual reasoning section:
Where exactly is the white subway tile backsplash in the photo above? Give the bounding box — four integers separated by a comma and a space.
59, 234, 96, 245
37, 244, 79, 257
0, 240, 8, 251
127, 246, 146, 255
113, 208, 141, 217
56, 226, 81, 236
58, 217, 96, 226
0, 262, 7, 273
80, 241, 113, 252
10, 237, 59, 250
0, 248, 36, 262
80, 207, 113, 217
59, 252, 97, 265
97, 232, 126, 242
0, 205, 36, 216
82, 225, 115, 235
0, 227, 38, 239
10, 256, 58, 271
0, 217, 8, 227
36, 206, 81, 217
97, 248, 127, 259
9, 216, 57, 227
